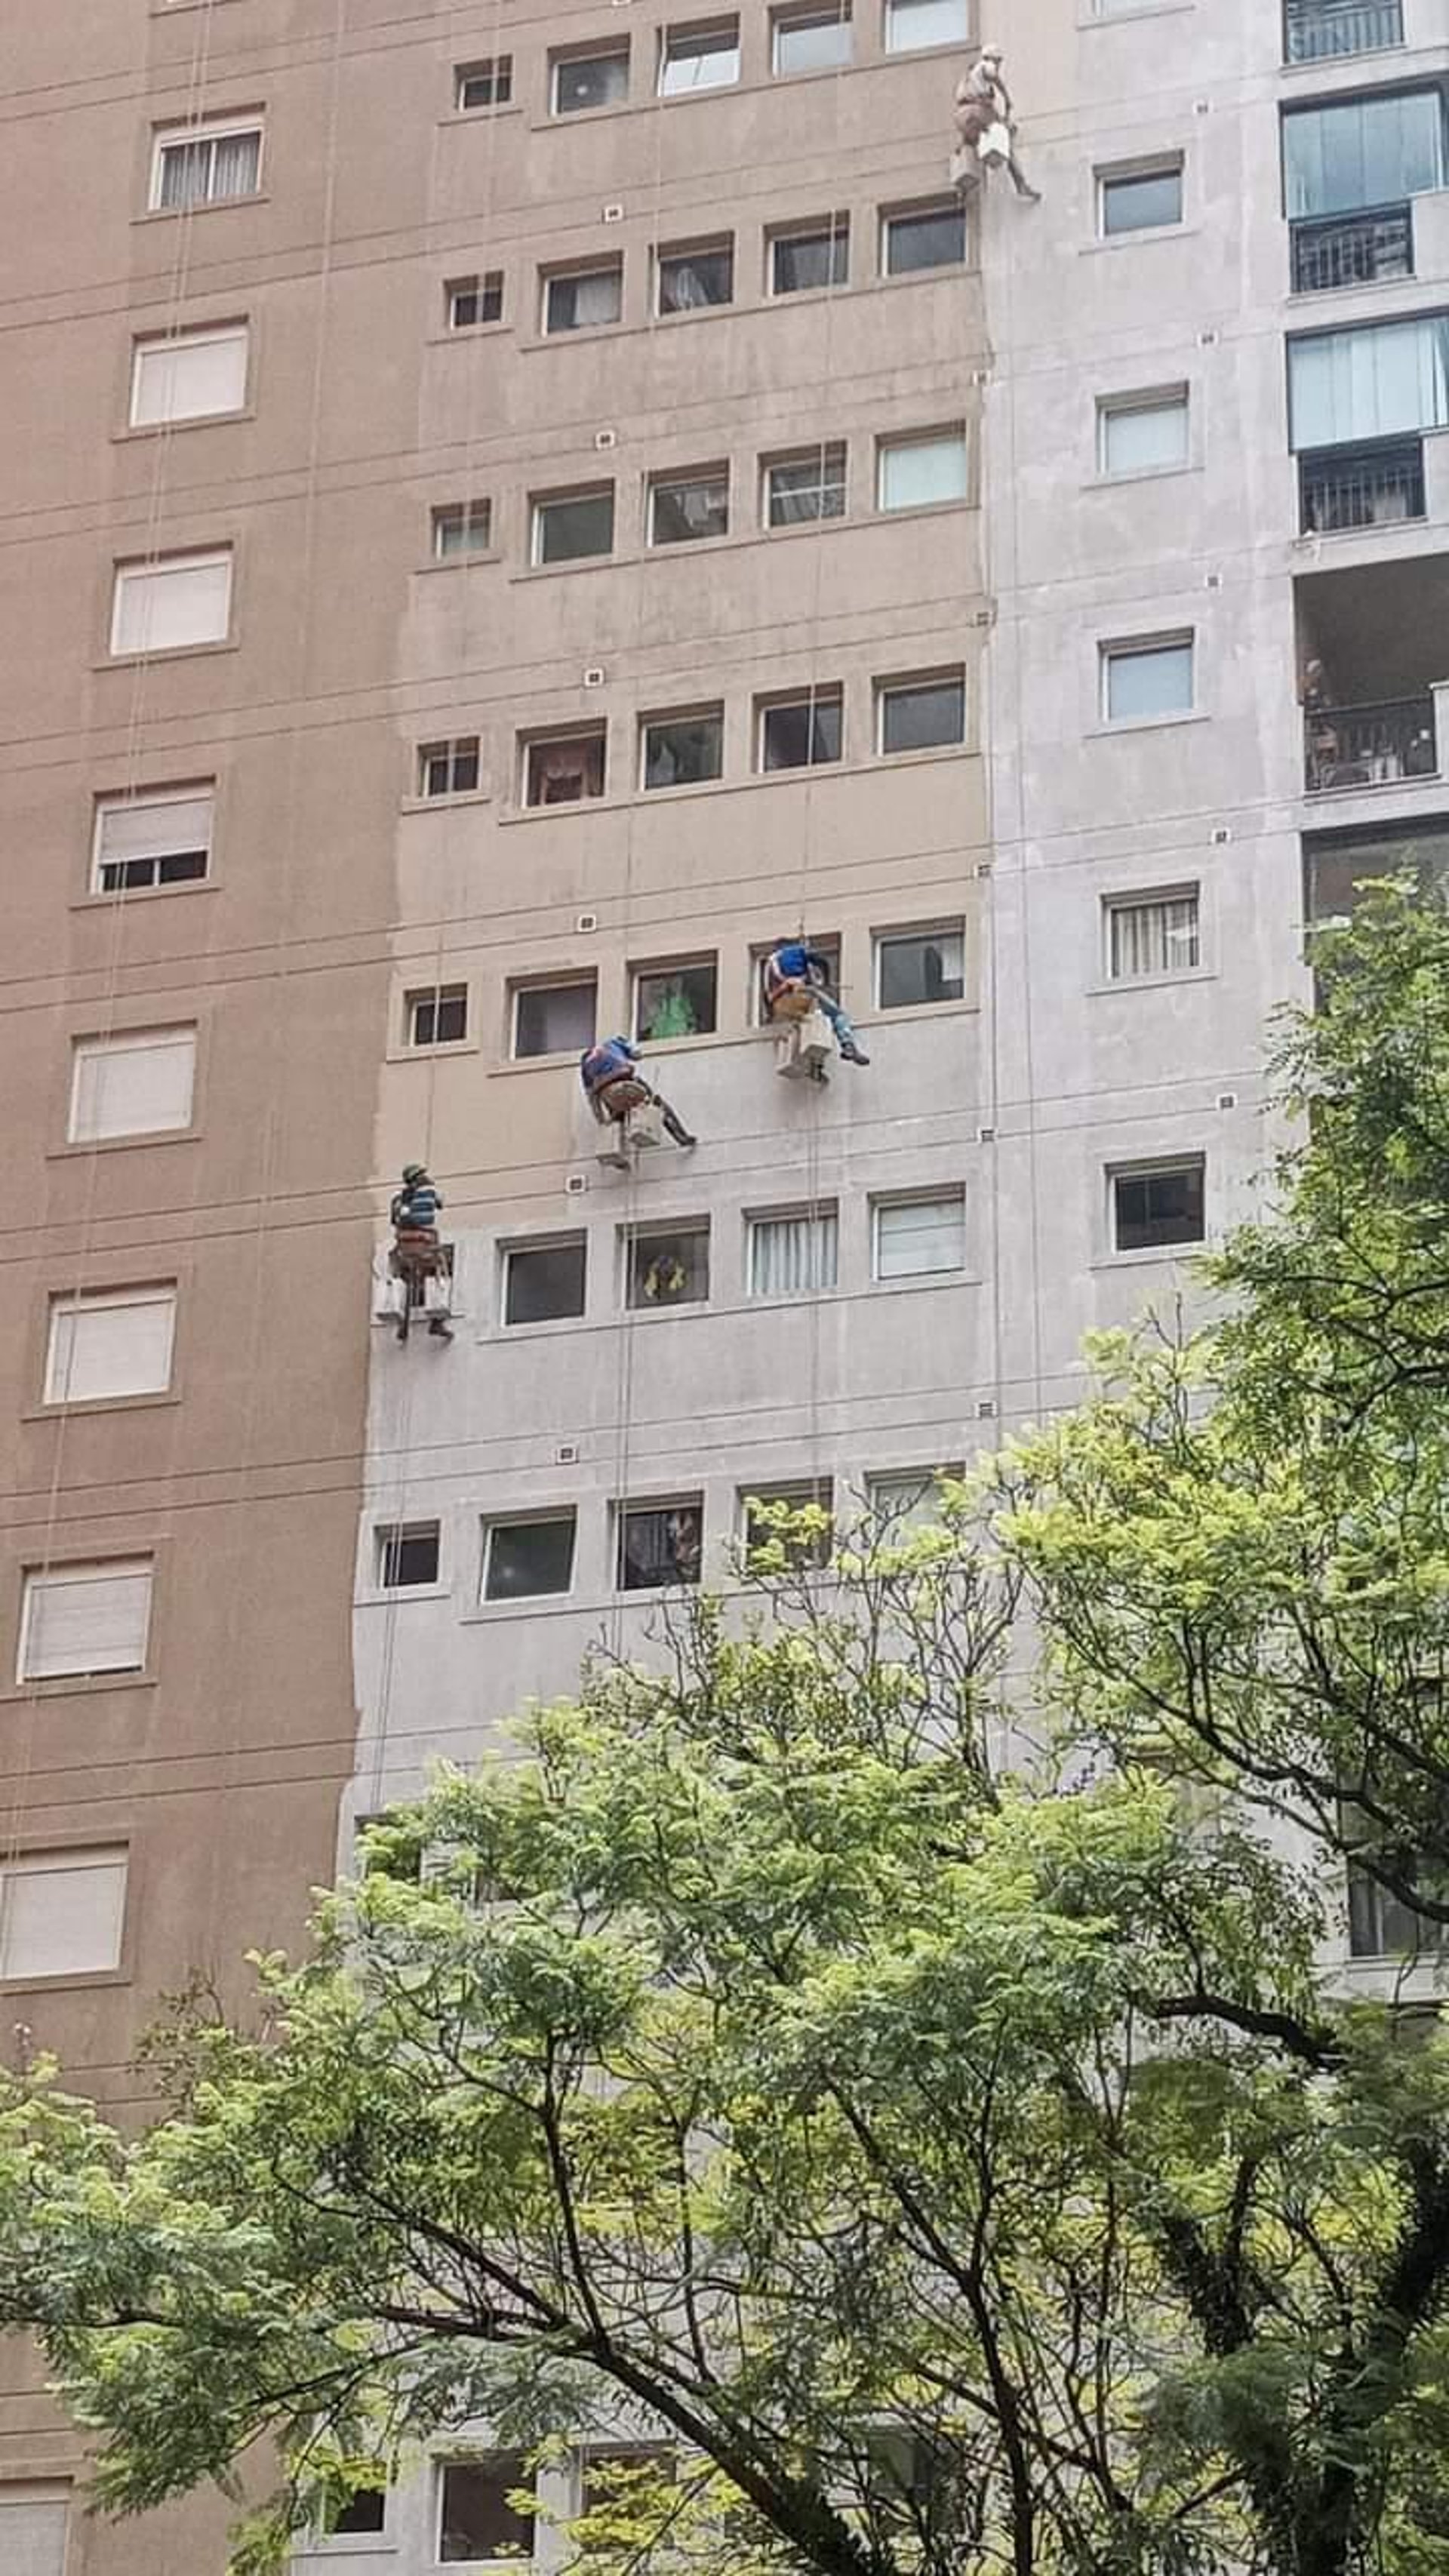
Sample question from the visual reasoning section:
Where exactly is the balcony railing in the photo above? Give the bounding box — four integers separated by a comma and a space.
1291, 202, 1413, 292
1304, 694, 1438, 793
1284, 0, 1404, 60
1299, 436, 1426, 534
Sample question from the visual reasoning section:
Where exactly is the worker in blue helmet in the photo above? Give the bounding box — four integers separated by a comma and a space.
762, 941, 869, 1064
580, 1038, 697, 1147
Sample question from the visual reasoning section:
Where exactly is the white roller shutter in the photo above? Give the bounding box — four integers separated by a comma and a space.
110, 550, 232, 654
94, 789, 214, 878
45, 1289, 177, 1403
69, 1029, 196, 1142
0, 2490, 70, 2576
131, 327, 248, 427
874, 1195, 965, 1280
0, 1850, 128, 1980
20, 1562, 153, 1682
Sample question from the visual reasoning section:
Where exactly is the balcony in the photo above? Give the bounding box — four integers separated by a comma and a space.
1297, 552, 1449, 797
1284, 0, 1404, 61
1291, 202, 1413, 293
1300, 436, 1426, 534
1304, 693, 1438, 792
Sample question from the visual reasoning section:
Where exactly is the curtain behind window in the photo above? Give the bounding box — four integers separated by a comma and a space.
1289, 314, 1449, 448
1284, 89, 1444, 218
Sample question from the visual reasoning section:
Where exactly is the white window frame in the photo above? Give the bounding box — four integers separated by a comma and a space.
746, 1205, 839, 1298
0, 1847, 128, 1984
872, 921, 966, 1009
647, 466, 731, 547
879, 198, 968, 277
1097, 155, 1186, 240
405, 983, 470, 1048
1108, 1156, 1208, 1257
875, 426, 969, 512
45, 1285, 178, 1407
373, 1519, 444, 1592
91, 783, 215, 895
871, 1190, 967, 1282
883, 0, 968, 52
129, 322, 250, 428
771, 2, 853, 75
510, 977, 599, 1060
541, 263, 624, 336
762, 442, 848, 527
67, 1026, 198, 1144
1100, 632, 1196, 726
455, 55, 512, 110
657, 18, 742, 94
149, 116, 265, 213
480, 1513, 579, 1604
551, 45, 631, 114
1097, 385, 1190, 479
875, 667, 968, 756
18, 1560, 154, 1685
1101, 885, 1201, 983
109, 549, 233, 657
431, 500, 493, 560
531, 488, 617, 566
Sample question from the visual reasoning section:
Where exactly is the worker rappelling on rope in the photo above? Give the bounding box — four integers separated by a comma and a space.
764, 941, 869, 1069
581, 1036, 697, 1170
381, 1162, 454, 1343
950, 45, 1041, 202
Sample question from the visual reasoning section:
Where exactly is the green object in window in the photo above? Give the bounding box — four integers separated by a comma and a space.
645, 984, 697, 1039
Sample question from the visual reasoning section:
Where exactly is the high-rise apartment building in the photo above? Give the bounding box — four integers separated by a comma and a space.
1, 0, 1445, 2566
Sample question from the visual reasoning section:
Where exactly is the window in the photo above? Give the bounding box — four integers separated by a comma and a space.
641, 708, 724, 789
447, 273, 504, 329
130, 323, 248, 427
0, 2488, 69, 2576
1101, 636, 1194, 722
406, 985, 469, 1048
45, 1287, 177, 1405
512, 978, 598, 1058
1098, 386, 1189, 476
882, 199, 966, 275
151, 116, 263, 211
482, 1518, 577, 1602
321, 2489, 388, 2539
503, 1237, 587, 1325
764, 443, 847, 525
658, 20, 740, 93
657, 239, 734, 313
19, 1560, 153, 1682
878, 670, 966, 753
884, 0, 968, 48
375, 1522, 441, 1588
0, 1849, 127, 1983
1111, 1159, 1205, 1253
110, 549, 232, 656
742, 1480, 834, 1568
438, 2455, 535, 2562
68, 1027, 197, 1143
1349, 1855, 1448, 1958
634, 959, 718, 1038
867, 1467, 960, 1532
1283, 88, 1444, 219
875, 924, 964, 1008
456, 56, 512, 109
544, 264, 623, 334
581, 2451, 677, 2516
1099, 159, 1184, 235
753, 939, 839, 1021
532, 488, 615, 564
418, 737, 481, 798
772, 2, 852, 72
626, 1222, 710, 1307
617, 1500, 703, 1590
524, 731, 606, 806
1287, 314, 1449, 450
878, 428, 968, 510
748, 1207, 838, 1296
1104, 888, 1200, 980
649, 468, 729, 545
553, 46, 629, 112
873, 1191, 965, 1281
770, 218, 849, 294
759, 689, 843, 770
432, 500, 493, 559
93, 786, 213, 894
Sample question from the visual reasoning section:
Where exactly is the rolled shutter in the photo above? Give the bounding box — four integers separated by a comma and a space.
131, 328, 248, 426
20, 1562, 153, 1681
111, 552, 232, 654
46, 1291, 177, 1403
69, 1030, 196, 1141
0, 1851, 128, 1979
875, 1196, 964, 1279
0, 2493, 70, 2576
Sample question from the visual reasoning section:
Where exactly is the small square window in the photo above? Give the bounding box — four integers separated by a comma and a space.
321, 2488, 388, 2538
418, 737, 481, 798
617, 1500, 703, 1590
503, 1238, 587, 1326
878, 671, 966, 754
432, 500, 493, 559
1101, 636, 1194, 724
648, 468, 730, 545
524, 731, 606, 805
877, 429, 968, 511
875, 924, 964, 1008
872, 1191, 965, 1280
93, 785, 214, 894
747, 1207, 838, 1294
512, 979, 598, 1058
758, 689, 842, 771
741, 1479, 834, 1568
553, 45, 631, 112
634, 959, 718, 1038
1104, 889, 1200, 980
882, 200, 966, 275
543, 263, 623, 334
447, 272, 504, 330
1098, 388, 1189, 477
1111, 1159, 1205, 1252
406, 983, 469, 1047
626, 1221, 710, 1307
772, 3, 852, 73
641, 708, 724, 790
884, 0, 967, 49
770, 218, 849, 294
1100, 159, 1184, 236
657, 239, 734, 313
658, 20, 740, 94
764, 443, 847, 526
482, 1517, 577, 1603
532, 488, 615, 565
375, 1522, 441, 1589
456, 57, 512, 109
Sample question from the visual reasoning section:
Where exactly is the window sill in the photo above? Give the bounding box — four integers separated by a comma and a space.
426, 325, 511, 347
531, 99, 635, 133
1091, 1243, 1208, 1272
357, 1584, 452, 1610
114, 409, 254, 442
1078, 0, 1195, 21
491, 1051, 590, 1075
438, 104, 523, 128
1082, 462, 1198, 491
497, 1313, 592, 1338
72, 880, 218, 913
869, 1270, 980, 1294
1088, 709, 1206, 739
460, 1593, 583, 1623
414, 552, 503, 575
869, 997, 974, 1023
0, 1673, 158, 1703
134, 195, 269, 223
49, 1129, 201, 1160
399, 790, 494, 816
0, 1965, 132, 1997
1081, 223, 1196, 257
98, 639, 239, 672
24, 1392, 182, 1424
1084, 965, 1214, 996
386, 1038, 481, 1065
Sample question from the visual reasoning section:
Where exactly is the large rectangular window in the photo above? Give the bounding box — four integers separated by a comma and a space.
633, 959, 718, 1038
1105, 888, 1200, 979
533, 488, 615, 564
770, 219, 849, 293
130, 324, 248, 426
524, 731, 606, 805
878, 428, 968, 510
872, 1192, 965, 1280
884, 0, 968, 50
456, 56, 512, 108
418, 738, 481, 798
151, 117, 263, 211
512, 979, 597, 1058
772, 3, 852, 72
68, 1028, 197, 1143
875, 925, 964, 1008
758, 689, 842, 770
19, 1562, 153, 1682
0, 2488, 69, 2576
45, 1288, 177, 1405
878, 670, 966, 753
747, 1208, 838, 1296
657, 239, 734, 312
1283, 88, 1444, 217
447, 273, 503, 329
543, 266, 623, 334
1111, 1159, 1205, 1252
438, 2458, 535, 2561
881, 200, 966, 275
110, 549, 232, 655
626, 1222, 710, 1307
553, 45, 630, 112
432, 500, 493, 560
0, 1849, 127, 1984
93, 786, 213, 894
658, 20, 740, 91
405, 984, 468, 1047
648, 468, 729, 545
482, 1517, 577, 1603
1099, 158, 1184, 235
1288, 313, 1449, 448
503, 1238, 587, 1326
764, 444, 847, 525
641, 708, 724, 789
374, 1522, 441, 1589
741, 1480, 834, 1569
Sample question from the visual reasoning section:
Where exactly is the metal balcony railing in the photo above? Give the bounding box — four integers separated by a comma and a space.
1299, 437, 1426, 534
1304, 694, 1438, 793
1291, 202, 1413, 292
1284, 0, 1404, 60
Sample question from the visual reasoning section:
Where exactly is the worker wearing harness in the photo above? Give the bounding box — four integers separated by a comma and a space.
763, 942, 869, 1066
580, 1038, 697, 1147
389, 1162, 452, 1338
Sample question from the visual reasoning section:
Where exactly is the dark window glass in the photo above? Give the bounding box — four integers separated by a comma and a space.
884, 202, 966, 273
483, 1520, 576, 1603
878, 676, 964, 753
439, 2458, 535, 2561
420, 738, 481, 797
619, 1503, 703, 1590
408, 985, 468, 1046
650, 473, 729, 543
761, 693, 842, 769
1101, 165, 1183, 234
525, 734, 607, 805
626, 1226, 710, 1307
1113, 1163, 1204, 1251
545, 267, 623, 332
642, 712, 723, 789
514, 982, 597, 1057
100, 850, 208, 893
325, 2488, 387, 2536
457, 57, 512, 107
448, 272, 503, 328
766, 444, 847, 525
554, 48, 629, 111
658, 243, 734, 311
534, 491, 614, 564
504, 1239, 587, 1325
771, 223, 849, 291
377, 1522, 441, 1588
877, 928, 964, 1007
433, 500, 493, 559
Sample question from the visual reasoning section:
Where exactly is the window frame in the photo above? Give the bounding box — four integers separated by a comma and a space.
67, 1025, 198, 1145
509, 975, 599, 1060
872, 921, 966, 1011
417, 737, 481, 799
44, 1284, 178, 1408
551, 43, 631, 114
647, 465, 731, 547
1097, 155, 1186, 239
455, 55, 512, 110
880, 197, 968, 278
1100, 632, 1196, 727
883, 0, 969, 51
639, 704, 726, 792
542, 260, 625, 337
405, 983, 469, 1049
1097, 384, 1191, 480
746, 1204, 840, 1297
623, 1219, 712, 1310
1101, 885, 1202, 984
771, 1, 853, 75
657, 17, 742, 95
435, 2452, 537, 2563
91, 782, 215, 896
616, 1497, 706, 1592
431, 500, 494, 562
374, 1520, 443, 1591
1109, 1156, 1208, 1257
501, 1235, 588, 1329
128, 322, 250, 428
531, 485, 616, 566
768, 215, 851, 296
655, 235, 735, 315
18, 1559, 154, 1685
632, 956, 719, 1040
0, 1845, 130, 1987
521, 728, 608, 808
870, 1189, 967, 1283
740, 1478, 835, 1569
875, 667, 968, 756
109, 547, 234, 659
149, 115, 265, 214
875, 426, 970, 512
762, 442, 848, 527
480, 1514, 579, 1606
446, 272, 505, 331
756, 687, 844, 771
